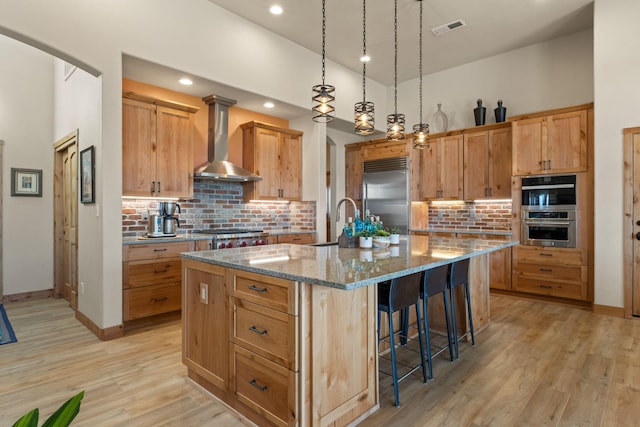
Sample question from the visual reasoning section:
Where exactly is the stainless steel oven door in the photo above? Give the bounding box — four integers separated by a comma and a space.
521, 219, 576, 247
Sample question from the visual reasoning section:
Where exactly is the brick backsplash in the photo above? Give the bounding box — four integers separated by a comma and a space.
122, 180, 316, 237
427, 201, 512, 232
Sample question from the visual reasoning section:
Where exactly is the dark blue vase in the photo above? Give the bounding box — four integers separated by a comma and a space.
494, 99, 507, 123
474, 99, 486, 126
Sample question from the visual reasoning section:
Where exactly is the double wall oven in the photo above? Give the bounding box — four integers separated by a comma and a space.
520, 174, 577, 248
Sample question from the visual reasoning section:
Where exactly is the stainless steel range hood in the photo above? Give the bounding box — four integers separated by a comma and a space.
194, 94, 262, 182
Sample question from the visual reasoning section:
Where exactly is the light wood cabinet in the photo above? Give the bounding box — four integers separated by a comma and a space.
345, 144, 363, 219
274, 233, 315, 245
122, 94, 197, 198
511, 246, 588, 301
420, 134, 464, 200
122, 240, 193, 322
463, 124, 512, 199
241, 121, 303, 201
511, 104, 591, 175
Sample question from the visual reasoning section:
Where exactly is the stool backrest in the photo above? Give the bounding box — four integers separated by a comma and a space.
422, 264, 449, 297
387, 272, 423, 312
449, 258, 470, 288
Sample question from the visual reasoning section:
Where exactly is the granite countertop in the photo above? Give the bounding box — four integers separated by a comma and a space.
411, 229, 513, 236
123, 233, 212, 245
181, 235, 517, 291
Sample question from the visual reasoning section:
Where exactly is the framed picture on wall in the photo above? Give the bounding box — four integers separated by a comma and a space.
80, 146, 95, 204
11, 168, 42, 197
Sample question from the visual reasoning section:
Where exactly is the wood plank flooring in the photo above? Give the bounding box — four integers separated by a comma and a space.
1, 294, 639, 426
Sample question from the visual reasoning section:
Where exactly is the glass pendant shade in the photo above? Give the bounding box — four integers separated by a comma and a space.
355, 101, 375, 135
312, 84, 335, 122
387, 113, 405, 141
413, 123, 430, 149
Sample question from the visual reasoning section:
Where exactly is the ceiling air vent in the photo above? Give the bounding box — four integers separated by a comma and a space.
431, 19, 466, 36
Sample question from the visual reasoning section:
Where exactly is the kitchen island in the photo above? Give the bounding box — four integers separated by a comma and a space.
181, 235, 515, 426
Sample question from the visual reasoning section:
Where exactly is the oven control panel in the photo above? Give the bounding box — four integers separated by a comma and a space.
215, 238, 268, 249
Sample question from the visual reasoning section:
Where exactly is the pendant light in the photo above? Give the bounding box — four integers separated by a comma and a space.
413, 0, 430, 149
312, 0, 335, 123
354, 0, 374, 135
387, 0, 405, 141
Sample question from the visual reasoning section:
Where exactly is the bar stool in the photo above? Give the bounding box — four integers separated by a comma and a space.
377, 272, 428, 407
448, 258, 475, 359
420, 265, 454, 379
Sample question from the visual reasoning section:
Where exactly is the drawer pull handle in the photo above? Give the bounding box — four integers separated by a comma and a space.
249, 326, 268, 335
151, 297, 168, 302
539, 268, 553, 272
539, 285, 552, 289
154, 268, 169, 274
153, 248, 168, 252
248, 285, 268, 293
539, 253, 552, 257
249, 379, 268, 391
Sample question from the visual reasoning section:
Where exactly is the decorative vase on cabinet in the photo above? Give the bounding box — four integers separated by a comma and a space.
474, 99, 486, 126
432, 103, 448, 132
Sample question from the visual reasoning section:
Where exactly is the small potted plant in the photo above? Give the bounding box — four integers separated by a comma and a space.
373, 229, 391, 248
357, 229, 374, 248
387, 227, 401, 245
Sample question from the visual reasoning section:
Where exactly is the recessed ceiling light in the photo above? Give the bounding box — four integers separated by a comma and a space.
269, 5, 283, 15
179, 78, 193, 85
360, 54, 371, 62
264, 102, 275, 108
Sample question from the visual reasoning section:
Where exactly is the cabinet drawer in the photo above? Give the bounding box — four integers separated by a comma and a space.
516, 262, 585, 283
232, 270, 294, 314
124, 259, 182, 288
512, 277, 586, 301
123, 282, 181, 321
231, 298, 294, 370
514, 246, 584, 266
231, 344, 293, 427
123, 241, 192, 261
276, 233, 315, 245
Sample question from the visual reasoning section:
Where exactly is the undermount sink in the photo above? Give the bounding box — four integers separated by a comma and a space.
307, 241, 339, 247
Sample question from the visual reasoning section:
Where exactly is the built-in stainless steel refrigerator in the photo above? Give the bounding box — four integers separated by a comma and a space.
362, 156, 409, 234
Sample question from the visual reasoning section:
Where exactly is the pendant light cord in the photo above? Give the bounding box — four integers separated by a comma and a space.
322, 0, 326, 85
394, 0, 398, 116
362, 0, 367, 103
419, 0, 423, 122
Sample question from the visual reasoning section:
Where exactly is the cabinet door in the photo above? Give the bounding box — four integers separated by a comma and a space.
489, 247, 512, 290
280, 133, 302, 200
463, 131, 489, 200
345, 146, 363, 201
488, 127, 512, 198
512, 117, 545, 175
253, 128, 281, 199
183, 262, 228, 390
546, 110, 588, 173
123, 98, 156, 197
155, 106, 193, 198
440, 135, 463, 199
419, 142, 439, 199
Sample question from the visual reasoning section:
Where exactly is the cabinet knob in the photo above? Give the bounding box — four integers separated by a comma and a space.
636, 232, 640, 241
636, 220, 640, 226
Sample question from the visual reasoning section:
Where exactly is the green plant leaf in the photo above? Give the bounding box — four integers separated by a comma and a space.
41, 391, 84, 427
12, 408, 39, 427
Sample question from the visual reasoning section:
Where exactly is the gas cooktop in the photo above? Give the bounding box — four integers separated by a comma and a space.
197, 228, 264, 235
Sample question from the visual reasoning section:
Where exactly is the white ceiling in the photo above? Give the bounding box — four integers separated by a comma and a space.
122, 0, 593, 121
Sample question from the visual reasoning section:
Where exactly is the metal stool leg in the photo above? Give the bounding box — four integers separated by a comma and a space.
442, 290, 454, 362
414, 302, 428, 384
464, 281, 475, 346
388, 308, 400, 407
422, 297, 433, 379
450, 286, 459, 359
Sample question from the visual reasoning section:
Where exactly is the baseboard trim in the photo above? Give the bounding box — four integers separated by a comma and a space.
2, 289, 54, 303
75, 310, 124, 341
592, 304, 625, 318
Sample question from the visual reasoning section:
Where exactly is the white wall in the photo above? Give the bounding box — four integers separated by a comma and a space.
52, 59, 105, 323
396, 29, 594, 131
0, 35, 54, 295
593, 0, 640, 307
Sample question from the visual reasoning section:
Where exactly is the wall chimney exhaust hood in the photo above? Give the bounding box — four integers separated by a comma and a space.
194, 94, 262, 182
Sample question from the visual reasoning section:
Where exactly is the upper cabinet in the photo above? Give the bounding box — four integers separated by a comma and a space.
511, 104, 592, 176
463, 124, 512, 199
241, 121, 303, 202
122, 93, 198, 198
420, 134, 464, 200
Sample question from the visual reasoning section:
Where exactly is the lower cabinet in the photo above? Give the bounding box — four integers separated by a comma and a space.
122, 240, 194, 322
511, 245, 588, 301
489, 247, 512, 290
274, 233, 316, 245
182, 260, 378, 427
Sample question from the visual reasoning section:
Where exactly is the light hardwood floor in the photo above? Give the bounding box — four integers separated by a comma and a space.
1, 295, 639, 426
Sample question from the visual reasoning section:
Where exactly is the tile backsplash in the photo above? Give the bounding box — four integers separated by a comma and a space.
426, 201, 512, 233
122, 180, 316, 237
